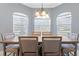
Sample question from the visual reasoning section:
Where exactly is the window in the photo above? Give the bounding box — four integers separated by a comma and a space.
13, 12, 29, 36
56, 12, 72, 36
34, 16, 51, 32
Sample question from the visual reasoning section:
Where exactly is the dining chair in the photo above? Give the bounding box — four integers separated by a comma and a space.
0, 33, 4, 56
62, 33, 78, 56
42, 36, 62, 56
77, 34, 79, 50
32, 32, 41, 36
42, 32, 52, 35
2, 33, 19, 56
32, 32, 43, 56
42, 32, 53, 37
19, 36, 38, 56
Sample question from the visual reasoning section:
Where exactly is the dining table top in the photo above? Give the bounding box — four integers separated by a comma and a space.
0, 35, 79, 44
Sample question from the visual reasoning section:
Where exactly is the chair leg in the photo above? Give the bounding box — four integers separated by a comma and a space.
19, 49, 23, 56
61, 48, 64, 56
64, 51, 70, 56
13, 53, 15, 56
15, 48, 19, 56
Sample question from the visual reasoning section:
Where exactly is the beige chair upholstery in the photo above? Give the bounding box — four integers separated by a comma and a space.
42, 32, 52, 37
19, 36, 38, 56
77, 34, 79, 41
42, 32, 52, 35
32, 32, 41, 36
0, 33, 4, 51
42, 36, 62, 56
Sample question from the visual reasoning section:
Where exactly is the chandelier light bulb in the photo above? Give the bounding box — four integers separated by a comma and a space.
35, 3, 48, 17
35, 11, 40, 16
41, 11, 47, 16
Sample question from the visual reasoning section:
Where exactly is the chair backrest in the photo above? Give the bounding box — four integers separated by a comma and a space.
77, 34, 79, 41
0, 33, 4, 48
2, 33, 15, 40
32, 32, 41, 36
42, 32, 52, 36
0, 33, 6, 56
19, 36, 38, 56
68, 33, 78, 41
0, 33, 3, 41
42, 32, 52, 35
42, 36, 62, 56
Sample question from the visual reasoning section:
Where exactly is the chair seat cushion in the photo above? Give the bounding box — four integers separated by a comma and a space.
62, 44, 75, 48
6, 44, 19, 48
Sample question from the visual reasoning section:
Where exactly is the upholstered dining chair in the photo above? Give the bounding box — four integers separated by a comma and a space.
42, 32, 52, 35
77, 34, 79, 50
2, 33, 19, 56
62, 33, 78, 56
19, 36, 38, 56
42, 32, 53, 37
0, 33, 4, 55
32, 32, 41, 36
42, 36, 62, 56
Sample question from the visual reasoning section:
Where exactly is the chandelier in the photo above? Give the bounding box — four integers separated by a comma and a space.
35, 3, 48, 17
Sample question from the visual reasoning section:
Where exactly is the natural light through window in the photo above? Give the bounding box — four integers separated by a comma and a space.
56, 12, 72, 36
13, 12, 29, 36
34, 15, 51, 32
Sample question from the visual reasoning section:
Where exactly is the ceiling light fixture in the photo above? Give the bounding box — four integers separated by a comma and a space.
35, 3, 48, 17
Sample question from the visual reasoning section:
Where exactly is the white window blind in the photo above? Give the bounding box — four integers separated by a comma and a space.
13, 12, 29, 36
56, 12, 72, 36
34, 17, 51, 32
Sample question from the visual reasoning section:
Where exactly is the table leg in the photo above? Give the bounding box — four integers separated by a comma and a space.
74, 43, 77, 56
3, 44, 6, 56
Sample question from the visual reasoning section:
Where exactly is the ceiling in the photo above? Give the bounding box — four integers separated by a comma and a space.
22, 3, 62, 8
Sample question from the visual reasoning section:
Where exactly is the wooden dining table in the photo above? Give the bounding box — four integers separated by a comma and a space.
0, 35, 79, 56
